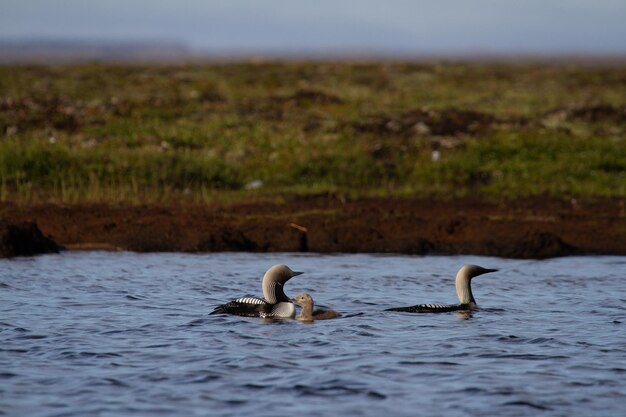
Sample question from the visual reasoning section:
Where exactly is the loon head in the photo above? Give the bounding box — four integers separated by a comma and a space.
262, 264, 303, 304
292, 292, 314, 308
455, 264, 498, 306
292, 292, 315, 320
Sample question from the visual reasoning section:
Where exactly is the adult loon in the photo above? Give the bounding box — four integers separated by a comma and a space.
292, 292, 340, 321
210, 264, 303, 318
385, 264, 498, 313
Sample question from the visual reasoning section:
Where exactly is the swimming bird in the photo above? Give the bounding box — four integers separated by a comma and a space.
292, 292, 339, 321
385, 264, 497, 313
210, 264, 303, 318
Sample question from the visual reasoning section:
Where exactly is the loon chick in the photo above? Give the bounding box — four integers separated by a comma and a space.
385, 264, 497, 313
292, 292, 339, 321
210, 264, 303, 318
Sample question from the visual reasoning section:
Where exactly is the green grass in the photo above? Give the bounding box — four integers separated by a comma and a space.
1, 61, 625, 203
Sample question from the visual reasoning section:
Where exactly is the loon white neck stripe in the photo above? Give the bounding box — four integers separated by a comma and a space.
268, 281, 277, 303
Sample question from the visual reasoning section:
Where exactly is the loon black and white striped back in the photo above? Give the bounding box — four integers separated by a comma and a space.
233, 296, 268, 305
386, 303, 466, 313
209, 296, 270, 316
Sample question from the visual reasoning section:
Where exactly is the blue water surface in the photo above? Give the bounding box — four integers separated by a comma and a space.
1, 252, 625, 417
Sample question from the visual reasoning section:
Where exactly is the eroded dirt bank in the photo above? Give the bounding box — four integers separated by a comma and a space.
2, 196, 625, 259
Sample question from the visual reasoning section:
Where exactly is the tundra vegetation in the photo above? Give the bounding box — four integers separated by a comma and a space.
1, 61, 625, 204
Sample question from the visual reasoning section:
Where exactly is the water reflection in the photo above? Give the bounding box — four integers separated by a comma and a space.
456, 310, 473, 320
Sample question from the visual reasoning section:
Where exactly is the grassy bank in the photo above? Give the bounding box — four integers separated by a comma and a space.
1, 61, 625, 203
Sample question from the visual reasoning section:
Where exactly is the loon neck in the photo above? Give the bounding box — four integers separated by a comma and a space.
455, 271, 475, 305
260, 265, 302, 304
299, 300, 314, 319
263, 280, 288, 304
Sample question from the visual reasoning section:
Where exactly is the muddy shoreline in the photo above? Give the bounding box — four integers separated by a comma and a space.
2, 196, 625, 259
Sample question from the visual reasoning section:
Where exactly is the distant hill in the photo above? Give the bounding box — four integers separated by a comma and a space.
0, 39, 192, 64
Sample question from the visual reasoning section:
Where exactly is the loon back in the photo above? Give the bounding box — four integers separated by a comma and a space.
385, 303, 471, 313
210, 296, 271, 317
210, 296, 296, 318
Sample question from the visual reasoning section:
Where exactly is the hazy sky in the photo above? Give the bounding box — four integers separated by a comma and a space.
2, 0, 626, 55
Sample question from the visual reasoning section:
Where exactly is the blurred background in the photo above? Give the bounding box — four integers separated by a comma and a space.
1, 0, 625, 206
2, 0, 626, 61
1, 0, 625, 260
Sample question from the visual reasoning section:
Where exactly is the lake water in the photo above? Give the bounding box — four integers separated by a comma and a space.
1, 252, 625, 417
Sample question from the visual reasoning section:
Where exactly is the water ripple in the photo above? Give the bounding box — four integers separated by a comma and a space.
1, 253, 625, 417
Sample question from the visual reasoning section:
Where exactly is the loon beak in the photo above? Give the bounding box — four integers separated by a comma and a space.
471, 266, 498, 279
478, 268, 498, 277
291, 271, 304, 277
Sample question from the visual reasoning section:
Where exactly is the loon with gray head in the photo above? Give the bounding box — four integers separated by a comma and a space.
292, 292, 340, 321
385, 264, 498, 313
210, 264, 303, 318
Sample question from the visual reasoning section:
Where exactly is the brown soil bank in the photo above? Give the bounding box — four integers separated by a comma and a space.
2, 196, 625, 259
0, 220, 61, 257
